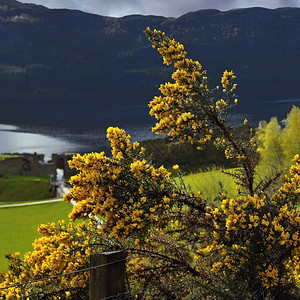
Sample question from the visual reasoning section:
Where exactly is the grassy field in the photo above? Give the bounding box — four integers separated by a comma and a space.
0, 201, 74, 272
0, 170, 71, 271
0, 155, 19, 160
180, 168, 238, 201
0, 172, 51, 204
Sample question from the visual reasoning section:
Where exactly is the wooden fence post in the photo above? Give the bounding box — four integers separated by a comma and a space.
89, 250, 126, 300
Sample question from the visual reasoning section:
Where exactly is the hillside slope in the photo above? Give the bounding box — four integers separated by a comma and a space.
0, 1, 299, 125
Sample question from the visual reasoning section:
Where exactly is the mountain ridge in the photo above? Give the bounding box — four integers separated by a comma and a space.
0, 0, 300, 126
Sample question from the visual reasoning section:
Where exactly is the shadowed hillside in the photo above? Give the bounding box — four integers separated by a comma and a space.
0, 1, 299, 126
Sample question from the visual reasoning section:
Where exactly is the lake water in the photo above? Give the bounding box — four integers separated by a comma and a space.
1, 98, 298, 162
0, 122, 158, 162
0, 114, 250, 162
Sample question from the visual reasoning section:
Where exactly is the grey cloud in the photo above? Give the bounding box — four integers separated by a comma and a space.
234, 0, 300, 9
80, 0, 144, 17
19, 0, 300, 17
20, 0, 82, 10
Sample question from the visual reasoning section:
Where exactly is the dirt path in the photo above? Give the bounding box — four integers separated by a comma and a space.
0, 198, 63, 208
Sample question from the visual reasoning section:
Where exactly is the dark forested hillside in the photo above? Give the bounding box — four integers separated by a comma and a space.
0, 0, 300, 126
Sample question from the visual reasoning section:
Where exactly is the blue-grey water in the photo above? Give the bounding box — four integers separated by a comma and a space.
0, 115, 249, 162
0, 122, 158, 162
0, 98, 298, 162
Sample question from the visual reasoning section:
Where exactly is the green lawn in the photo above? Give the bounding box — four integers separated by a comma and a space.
0, 172, 51, 203
182, 168, 238, 201
0, 201, 73, 272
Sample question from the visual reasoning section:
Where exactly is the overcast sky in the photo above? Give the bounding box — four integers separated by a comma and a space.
19, 0, 300, 17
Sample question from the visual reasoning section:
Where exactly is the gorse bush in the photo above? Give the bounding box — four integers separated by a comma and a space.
203, 156, 300, 298
0, 28, 299, 299
64, 127, 179, 245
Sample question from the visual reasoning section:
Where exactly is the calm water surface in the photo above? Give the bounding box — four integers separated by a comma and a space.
0, 123, 157, 162
1, 98, 297, 162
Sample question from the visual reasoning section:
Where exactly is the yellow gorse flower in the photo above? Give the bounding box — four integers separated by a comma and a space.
200, 157, 300, 290
63, 127, 177, 242
144, 28, 240, 150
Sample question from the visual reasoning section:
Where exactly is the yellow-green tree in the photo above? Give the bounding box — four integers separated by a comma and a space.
282, 105, 300, 165
255, 105, 300, 179
255, 117, 285, 176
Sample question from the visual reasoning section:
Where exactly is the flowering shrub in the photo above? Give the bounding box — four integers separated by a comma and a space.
202, 155, 300, 297
0, 28, 299, 299
145, 27, 259, 197
63, 127, 179, 245
142, 27, 300, 299
0, 221, 104, 299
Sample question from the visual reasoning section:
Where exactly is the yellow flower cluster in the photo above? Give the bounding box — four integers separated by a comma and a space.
145, 28, 239, 151
272, 153, 300, 206
64, 127, 177, 243
0, 221, 98, 299
258, 265, 279, 289
200, 156, 300, 289
215, 98, 227, 111
221, 70, 237, 93
144, 27, 187, 65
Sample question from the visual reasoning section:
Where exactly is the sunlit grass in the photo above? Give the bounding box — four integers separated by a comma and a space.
0, 201, 73, 272
182, 168, 238, 201
0, 155, 19, 160
0, 172, 51, 203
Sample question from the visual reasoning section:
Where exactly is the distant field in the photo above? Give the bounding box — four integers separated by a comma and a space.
0, 172, 51, 203
0, 201, 74, 272
0, 155, 19, 160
